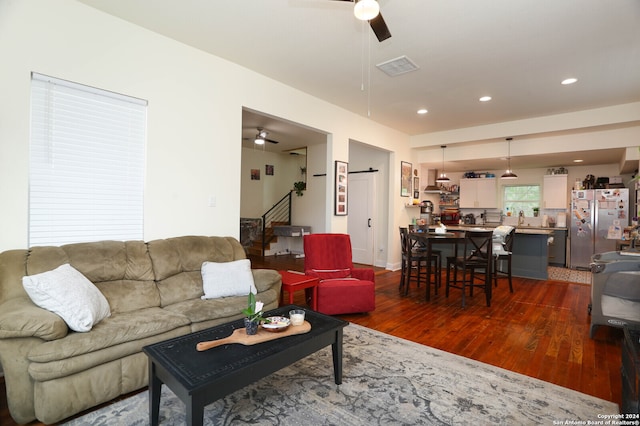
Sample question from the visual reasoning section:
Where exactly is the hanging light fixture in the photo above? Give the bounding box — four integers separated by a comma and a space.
501, 137, 518, 179
254, 128, 267, 145
354, 0, 380, 21
436, 145, 450, 183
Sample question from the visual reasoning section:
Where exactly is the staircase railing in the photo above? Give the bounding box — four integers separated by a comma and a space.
260, 191, 293, 255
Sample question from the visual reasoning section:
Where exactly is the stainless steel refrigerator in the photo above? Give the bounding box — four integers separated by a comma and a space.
569, 188, 629, 269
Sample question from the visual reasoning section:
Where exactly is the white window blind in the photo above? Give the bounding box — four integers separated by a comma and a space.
29, 73, 147, 246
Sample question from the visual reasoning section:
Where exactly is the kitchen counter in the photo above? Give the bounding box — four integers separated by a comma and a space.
429, 224, 552, 279
442, 224, 558, 236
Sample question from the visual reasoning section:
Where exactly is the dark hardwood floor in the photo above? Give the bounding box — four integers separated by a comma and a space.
1, 254, 622, 425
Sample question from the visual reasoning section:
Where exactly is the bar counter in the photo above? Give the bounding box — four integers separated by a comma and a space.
425, 225, 555, 280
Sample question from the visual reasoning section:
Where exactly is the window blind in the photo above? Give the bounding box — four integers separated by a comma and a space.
29, 73, 147, 246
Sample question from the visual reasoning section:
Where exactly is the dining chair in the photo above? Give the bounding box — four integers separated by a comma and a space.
399, 227, 441, 296
445, 229, 493, 307
492, 226, 515, 293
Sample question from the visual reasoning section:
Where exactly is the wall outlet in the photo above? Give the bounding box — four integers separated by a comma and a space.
208, 196, 216, 207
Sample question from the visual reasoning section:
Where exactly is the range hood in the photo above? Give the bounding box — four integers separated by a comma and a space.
423, 170, 450, 194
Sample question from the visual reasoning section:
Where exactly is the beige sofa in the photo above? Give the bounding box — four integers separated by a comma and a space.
0, 235, 282, 424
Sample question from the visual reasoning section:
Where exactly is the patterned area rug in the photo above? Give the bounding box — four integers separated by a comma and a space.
63, 324, 617, 425
548, 266, 592, 284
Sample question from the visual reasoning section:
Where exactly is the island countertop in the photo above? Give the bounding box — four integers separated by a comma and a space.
423, 224, 552, 279
440, 225, 555, 236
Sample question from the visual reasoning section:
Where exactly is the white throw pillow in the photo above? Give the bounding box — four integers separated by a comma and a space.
22, 263, 111, 332
201, 259, 257, 299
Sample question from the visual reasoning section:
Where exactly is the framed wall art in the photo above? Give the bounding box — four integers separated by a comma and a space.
334, 160, 348, 216
265, 164, 274, 176
401, 161, 412, 197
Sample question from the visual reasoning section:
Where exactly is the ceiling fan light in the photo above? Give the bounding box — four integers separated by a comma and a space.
254, 138, 265, 145
354, 0, 380, 21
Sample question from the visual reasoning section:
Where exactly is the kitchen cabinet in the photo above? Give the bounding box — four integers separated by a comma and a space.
543, 174, 568, 209
548, 229, 567, 267
459, 178, 497, 208
512, 232, 550, 279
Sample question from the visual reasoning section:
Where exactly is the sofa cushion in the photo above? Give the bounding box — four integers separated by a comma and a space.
148, 236, 248, 306
25, 241, 158, 314
163, 296, 249, 324
309, 268, 352, 280
28, 316, 191, 382
22, 264, 111, 332
201, 259, 256, 299
27, 307, 189, 365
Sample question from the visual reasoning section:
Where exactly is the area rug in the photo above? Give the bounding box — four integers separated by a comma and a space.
548, 266, 592, 284
63, 324, 617, 425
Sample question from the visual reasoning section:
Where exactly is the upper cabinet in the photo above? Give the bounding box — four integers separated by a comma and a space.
459, 178, 497, 208
543, 174, 568, 209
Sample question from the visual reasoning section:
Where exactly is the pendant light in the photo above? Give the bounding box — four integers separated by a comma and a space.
436, 145, 450, 183
501, 137, 518, 179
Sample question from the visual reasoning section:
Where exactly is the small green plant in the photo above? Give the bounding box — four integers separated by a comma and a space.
293, 181, 306, 196
241, 291, 264, 323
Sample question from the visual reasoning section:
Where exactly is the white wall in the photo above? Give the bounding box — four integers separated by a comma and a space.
240, 148, 304, 218
0, 0, 411, 261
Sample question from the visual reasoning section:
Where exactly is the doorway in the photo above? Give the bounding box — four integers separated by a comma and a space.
348, 172, 376, 265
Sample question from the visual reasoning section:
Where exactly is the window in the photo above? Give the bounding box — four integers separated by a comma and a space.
29, 73, 147, 246
503, 185, 541, 217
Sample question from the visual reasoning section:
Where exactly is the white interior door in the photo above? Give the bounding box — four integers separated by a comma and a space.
348, 172, 376, 265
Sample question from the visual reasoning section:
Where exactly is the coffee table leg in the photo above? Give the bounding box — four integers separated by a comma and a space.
148, 362, 161, 426
331, 328, 344, 385
186, 397, 204, 426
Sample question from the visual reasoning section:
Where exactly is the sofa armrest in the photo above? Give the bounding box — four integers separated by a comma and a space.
351, 268, 375, 282
0, 297, 68, 341
251, 269, 282, 294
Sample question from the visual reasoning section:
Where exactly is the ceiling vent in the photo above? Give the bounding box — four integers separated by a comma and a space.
376, 55, 419, 77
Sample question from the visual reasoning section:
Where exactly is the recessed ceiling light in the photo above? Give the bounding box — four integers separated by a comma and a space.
479, 96, 492, 102
417, 108, 428, 114
573, 159, 583, 163
562, 78, 578, 85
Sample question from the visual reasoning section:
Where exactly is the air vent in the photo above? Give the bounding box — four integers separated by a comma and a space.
376, 56, 419, 77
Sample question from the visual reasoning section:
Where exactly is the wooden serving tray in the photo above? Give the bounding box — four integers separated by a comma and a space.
196, 321, 311, 351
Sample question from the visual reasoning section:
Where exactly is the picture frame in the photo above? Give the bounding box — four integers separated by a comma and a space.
334, 160, 348, 216
265, 164, 274, 176
401, 161, 412, 197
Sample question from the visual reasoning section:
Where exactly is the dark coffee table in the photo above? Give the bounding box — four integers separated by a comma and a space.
143, 305, 349, 426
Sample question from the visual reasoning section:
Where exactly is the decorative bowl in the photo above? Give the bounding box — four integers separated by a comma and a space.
262, 316, 291, 332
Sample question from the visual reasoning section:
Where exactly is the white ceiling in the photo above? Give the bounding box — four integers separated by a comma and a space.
78, 0, 640, 171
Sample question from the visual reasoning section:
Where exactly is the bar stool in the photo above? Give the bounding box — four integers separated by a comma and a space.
400, 227, 441, 296
445, 230, 493, 307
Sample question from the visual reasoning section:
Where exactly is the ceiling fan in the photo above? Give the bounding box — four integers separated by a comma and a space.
243, 127, 279, 145
332, 0, 391, 42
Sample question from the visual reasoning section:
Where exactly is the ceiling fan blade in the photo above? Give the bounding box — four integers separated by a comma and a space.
369, 12, 391, 42
265, 138, 279, 144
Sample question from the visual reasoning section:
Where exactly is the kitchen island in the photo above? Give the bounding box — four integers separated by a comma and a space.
433, 225, 554, 280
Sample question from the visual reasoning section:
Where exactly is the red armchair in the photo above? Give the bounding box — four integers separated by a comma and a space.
303, 233, 376, 315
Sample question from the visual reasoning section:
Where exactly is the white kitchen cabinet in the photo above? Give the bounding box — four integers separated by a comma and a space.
459, 178, 497, 208
543, 174, 568, 209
